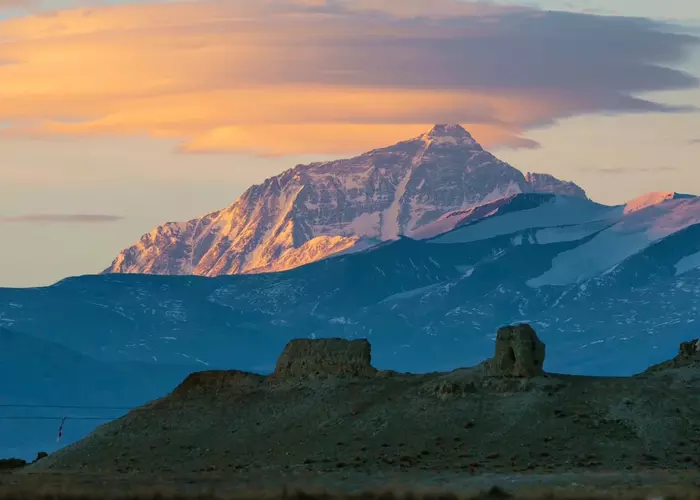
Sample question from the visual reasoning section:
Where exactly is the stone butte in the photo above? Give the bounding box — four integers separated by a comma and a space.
486, 323, 546, 378
271, 338, 378, 380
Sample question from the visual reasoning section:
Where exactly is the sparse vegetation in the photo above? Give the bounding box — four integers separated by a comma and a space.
0, 458, 26, 471
0, 452, 49, 473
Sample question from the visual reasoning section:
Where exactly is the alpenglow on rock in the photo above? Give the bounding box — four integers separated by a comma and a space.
104, 125, 588, 277
524, 172, 588, 199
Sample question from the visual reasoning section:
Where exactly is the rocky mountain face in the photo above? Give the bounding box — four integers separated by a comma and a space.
524, 172, 587, 199
104, 124, 587, 276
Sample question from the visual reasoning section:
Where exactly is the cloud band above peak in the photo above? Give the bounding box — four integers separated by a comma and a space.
0, 214, 124, 223
0, 0, 697, 155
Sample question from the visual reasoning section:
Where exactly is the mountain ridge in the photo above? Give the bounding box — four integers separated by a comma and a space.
104, 124, 587, 277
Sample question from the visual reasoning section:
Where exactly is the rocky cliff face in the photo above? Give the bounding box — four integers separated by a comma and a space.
525, 172, 588, 199
104, 124, 587, 277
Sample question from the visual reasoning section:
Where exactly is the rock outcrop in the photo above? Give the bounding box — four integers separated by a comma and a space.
525, 172, 588, 199
644, 338, 700, 374
271, 338, 377, 380
171, 370, 265, 399
679, 339, 700, 359
485, 324, 546, 378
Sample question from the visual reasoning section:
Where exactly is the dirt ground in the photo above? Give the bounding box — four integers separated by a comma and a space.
3, 468, 700, 499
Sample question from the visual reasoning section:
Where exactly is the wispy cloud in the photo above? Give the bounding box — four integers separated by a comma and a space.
0, 0, 31, 8
689, 138, 700, 145
0, 0, 697, 155
0, 213, 124, 223
579, 166, 679, 175
0, 0, 37, 13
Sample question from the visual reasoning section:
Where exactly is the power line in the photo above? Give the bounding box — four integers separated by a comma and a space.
0, 403, 135, 410
0, 416, 117, 421
0, 403, 135, 422
0, 402, 204, 421
0, 402, 194, 417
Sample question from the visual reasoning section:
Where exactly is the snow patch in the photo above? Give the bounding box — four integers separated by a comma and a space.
345, 212, 381, 238
529, 197, 700, 287
431, 196, 620, 245
623, 191, 686, 215
534, 219, 613, 244
478, 181, 523, 206
329, 317, 356, 325
455, 266, 475, 277
675, 250, 700, 276
381, 166, 415, 240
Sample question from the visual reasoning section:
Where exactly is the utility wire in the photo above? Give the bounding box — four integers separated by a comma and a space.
0, 401, 210, 423
0, 416, 116, 421
0, 403, 135, 422
0, 401, 200, 422
0, 403, 136, 410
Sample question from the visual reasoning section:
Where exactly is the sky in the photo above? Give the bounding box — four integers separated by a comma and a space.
0, 0, 699, 287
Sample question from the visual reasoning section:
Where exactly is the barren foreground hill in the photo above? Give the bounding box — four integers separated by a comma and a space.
28, 326, 700, 488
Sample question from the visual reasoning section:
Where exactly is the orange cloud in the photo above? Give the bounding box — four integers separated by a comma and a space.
176, 123, 539, 157
0, 0, 696, 156
2, 86, 560, 153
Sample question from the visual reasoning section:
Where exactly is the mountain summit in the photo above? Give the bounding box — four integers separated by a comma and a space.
105, 125, 588, 276
420, 123, 477, 144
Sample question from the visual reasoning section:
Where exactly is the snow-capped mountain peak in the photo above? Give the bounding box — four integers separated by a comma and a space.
623, 191, 695, 214
105, 126, 588, 277
419, 124, 478, 147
